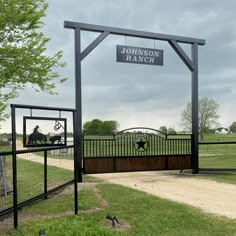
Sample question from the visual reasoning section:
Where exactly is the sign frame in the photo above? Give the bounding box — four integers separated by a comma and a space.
116, 45, 164, 66
23, 116, 67, 147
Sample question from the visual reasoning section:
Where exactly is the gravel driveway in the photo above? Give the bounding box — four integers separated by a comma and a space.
89, 171, 236, 219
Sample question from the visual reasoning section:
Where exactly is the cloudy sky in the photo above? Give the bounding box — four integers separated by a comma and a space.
2, 0, 236, 133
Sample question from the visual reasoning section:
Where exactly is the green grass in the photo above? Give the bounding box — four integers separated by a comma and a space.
202, 133, 236, 142
16, 158, 73, 198
0, 144, 12, 152
3, 178, 236, 236
199, 143, 236, 169
1, 157, 73, 209
22, 187, 99, 214
199, 154, 236, 168
199, 172, 236, 185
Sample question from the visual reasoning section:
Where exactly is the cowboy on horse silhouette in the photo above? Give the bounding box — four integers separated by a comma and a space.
28, 125, 47, 145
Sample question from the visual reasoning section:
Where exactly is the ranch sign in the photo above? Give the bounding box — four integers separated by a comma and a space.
116, 45, 163, 66
23, 116, 67, 147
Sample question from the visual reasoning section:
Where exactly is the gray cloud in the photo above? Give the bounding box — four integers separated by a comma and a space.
3, 0, 236, 132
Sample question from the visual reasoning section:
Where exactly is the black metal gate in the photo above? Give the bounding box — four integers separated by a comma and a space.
83, 127, 192, 174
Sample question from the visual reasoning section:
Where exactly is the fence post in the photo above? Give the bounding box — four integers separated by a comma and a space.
11, 104, 18, 228
44, 150, 48, 199
73, 111, 78, 215
0, 156, 6, 197
0, 155, 12, 197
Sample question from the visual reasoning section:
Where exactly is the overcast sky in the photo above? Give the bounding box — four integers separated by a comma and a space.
2, 0, 236, 133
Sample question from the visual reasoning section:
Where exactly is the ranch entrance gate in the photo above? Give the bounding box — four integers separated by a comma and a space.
64, 21, 205, 179
83, 127, 192, 174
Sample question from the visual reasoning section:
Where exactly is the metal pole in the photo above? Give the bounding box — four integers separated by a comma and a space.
11, 105, 18, 228
73, 111, 78, 215
44, 150, 47, 199
74, 27, 83, 182
191, 43, 199, 173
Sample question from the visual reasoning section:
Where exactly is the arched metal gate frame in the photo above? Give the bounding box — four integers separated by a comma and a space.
64, 21, 206, 181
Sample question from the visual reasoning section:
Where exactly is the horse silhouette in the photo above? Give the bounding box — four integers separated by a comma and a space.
28, 133, 47, 145
49, 135, 62, 144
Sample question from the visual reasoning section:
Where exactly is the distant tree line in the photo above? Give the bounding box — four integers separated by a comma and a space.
229, 122, 236, 133
83, 119, 119, 135
159, 126, 177, 134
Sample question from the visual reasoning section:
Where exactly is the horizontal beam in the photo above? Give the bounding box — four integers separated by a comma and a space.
0, 145, 74, 156
199, 141, 236, 145
64, 21, 206, 46
10, 104, 76, 112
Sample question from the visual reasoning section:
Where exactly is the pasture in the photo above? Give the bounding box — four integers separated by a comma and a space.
0, 156, 73, 211
199, 134, 236, 169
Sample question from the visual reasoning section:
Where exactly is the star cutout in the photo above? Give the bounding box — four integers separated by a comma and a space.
134, 136, 149, 152
136, 140, 147, 150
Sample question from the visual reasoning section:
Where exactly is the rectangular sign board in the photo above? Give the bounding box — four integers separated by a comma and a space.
116, 45, 163, 66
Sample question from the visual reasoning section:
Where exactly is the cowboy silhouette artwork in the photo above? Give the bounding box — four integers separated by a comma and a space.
27, 125, 47, 145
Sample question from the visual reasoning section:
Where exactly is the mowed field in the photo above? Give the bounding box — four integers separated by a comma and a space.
199, 134, 236, 169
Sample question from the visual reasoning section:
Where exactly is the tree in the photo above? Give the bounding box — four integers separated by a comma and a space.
159, 126, 167, 133
0, 0, 66, 122
229, 122, 236, 133
180, 97, 220, 140
101, 120, 119, 135
167, 127, 177, 134
83, 119, 102, 135
83, 119, 119, 135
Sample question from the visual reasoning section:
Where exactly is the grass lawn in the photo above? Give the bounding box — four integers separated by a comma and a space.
199, 144, 236, 170
202, 133, 236, 142
199, 153, 236, 168
204, 172, 236, 185
1, 157, 73, 210
2, 176, 236, 236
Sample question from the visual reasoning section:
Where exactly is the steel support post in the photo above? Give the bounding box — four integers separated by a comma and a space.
74, 28, 83, 183
191, 43, 199, 173
11, 105, 18, 228
44, 150, 48, 199
73, 111, 78, 215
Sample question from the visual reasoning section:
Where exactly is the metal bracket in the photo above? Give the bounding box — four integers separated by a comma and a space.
81, 31, 110, 61
106, 214, 120, 227
169, 40, 195, 72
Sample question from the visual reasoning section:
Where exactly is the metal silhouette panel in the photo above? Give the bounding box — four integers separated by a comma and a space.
23, 116, 67, 147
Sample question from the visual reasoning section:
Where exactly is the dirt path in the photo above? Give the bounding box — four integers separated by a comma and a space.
89, 171, 236, 219
16, 141, 74, 170
19, 154, 74, 170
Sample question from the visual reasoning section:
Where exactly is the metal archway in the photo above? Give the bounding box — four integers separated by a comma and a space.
64, 21, 205, 180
